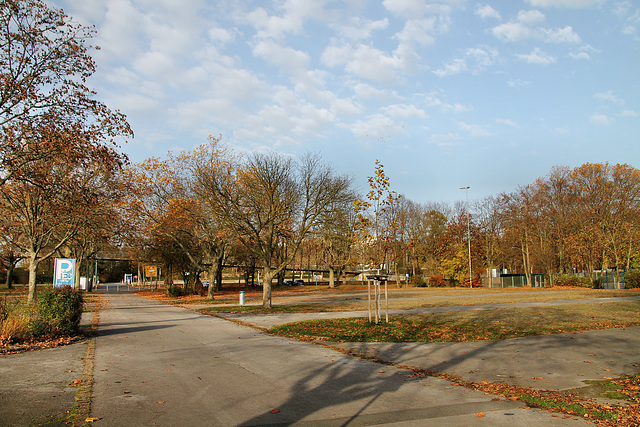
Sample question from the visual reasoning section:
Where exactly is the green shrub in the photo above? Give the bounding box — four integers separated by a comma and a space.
624, 269, 640, 288
553, 274, 592, 288
167, 285, 185, 297
33, 287, 83, 337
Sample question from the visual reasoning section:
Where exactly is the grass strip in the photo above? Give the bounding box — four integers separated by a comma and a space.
269, 302, 640, 342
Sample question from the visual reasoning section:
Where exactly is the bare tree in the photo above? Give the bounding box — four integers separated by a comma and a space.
197, 151, 353, 308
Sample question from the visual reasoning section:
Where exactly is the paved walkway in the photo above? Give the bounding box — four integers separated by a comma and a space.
7, 292, 639, 425
215, 295, 640, 393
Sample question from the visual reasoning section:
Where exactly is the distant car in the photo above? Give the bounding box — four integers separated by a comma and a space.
247, 280, 261, 287
284, 280, 295, 286
294, 279, 304, 286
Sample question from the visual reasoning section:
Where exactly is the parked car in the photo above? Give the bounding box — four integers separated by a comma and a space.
294, 279, 305, 286
284, 280, 295, 286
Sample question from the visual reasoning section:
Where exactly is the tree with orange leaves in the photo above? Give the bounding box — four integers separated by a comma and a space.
126, 137, 229, 299
0, 0, 132, 184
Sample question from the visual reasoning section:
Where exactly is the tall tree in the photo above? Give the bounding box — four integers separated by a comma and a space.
126, 141, 228, 299
197, 151, 353, 308
0, 0, 131, 184
353, 160, 401, 275
0, 127, 125, 302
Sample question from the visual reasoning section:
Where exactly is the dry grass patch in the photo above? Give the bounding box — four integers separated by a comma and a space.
271, 301, 640, 342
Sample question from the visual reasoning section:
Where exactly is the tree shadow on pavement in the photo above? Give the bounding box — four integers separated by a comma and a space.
238, 351, 422, 426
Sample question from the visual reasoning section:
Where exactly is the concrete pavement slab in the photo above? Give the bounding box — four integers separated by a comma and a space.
90, 293, 585, 426
330, 326, 640, 392
0, 327, 90, 426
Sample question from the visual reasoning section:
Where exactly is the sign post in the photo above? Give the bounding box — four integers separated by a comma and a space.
145, 266, 157, 290
54, 258, 76, 288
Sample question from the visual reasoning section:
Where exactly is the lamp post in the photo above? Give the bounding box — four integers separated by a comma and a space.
460, 186, 471, 288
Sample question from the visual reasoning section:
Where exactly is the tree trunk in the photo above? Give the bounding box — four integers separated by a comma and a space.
206, 261, 218, 299
328, 267, 335, 288
5, 265, 14, 289
262, 266, 273, 308
27, 256, 39, 304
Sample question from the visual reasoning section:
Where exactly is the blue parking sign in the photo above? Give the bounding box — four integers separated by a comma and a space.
54, 258, 76, 288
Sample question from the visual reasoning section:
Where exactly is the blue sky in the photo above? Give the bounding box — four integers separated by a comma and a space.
50, 0, 639, 205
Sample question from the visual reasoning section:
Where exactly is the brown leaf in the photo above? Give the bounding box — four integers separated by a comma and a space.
85, 418, 100, 423
271, 409, 280, 414
475, 412, 486, 418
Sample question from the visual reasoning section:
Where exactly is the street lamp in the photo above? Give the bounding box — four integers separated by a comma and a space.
460, 186, 472, 288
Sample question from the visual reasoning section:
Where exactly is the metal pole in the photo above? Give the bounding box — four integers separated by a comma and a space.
460, 186, 471, 288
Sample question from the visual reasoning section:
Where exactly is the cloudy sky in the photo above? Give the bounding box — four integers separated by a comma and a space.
49, 0, 639, 205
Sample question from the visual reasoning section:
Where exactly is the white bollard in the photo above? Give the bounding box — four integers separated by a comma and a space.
239, 291, 245, 306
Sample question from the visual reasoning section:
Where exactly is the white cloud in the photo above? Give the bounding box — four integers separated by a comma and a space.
424, 93, 472, 113
246, 1, 328, 40
590, 114, 611, 125
543, 26, 581, 43
620, 110, 639, 117
349, 114, 405, 140
525, 0, 605, 8
515, 47, 556, 65
569, 52, 590, 60
434, 58, 467, 77
382, 104, 427, 119
322, 44, 402, 83
395, 18, 439, 46
458, 122, 491, 137
492, 22, 537, 42
595, 91, 625, 105
252, 40, 309, 74
331, 17, 389, 40
430, 132, 461, 147
434, 46, 499, 76
517, 10, 546, 25
508, 79, 531, 87
353, 83, 398, 101
614, 2, 640, 37
475, 5, 501, 20
492, 10, 581, 44
496, 118, 518, 126
382, 0, 463, 18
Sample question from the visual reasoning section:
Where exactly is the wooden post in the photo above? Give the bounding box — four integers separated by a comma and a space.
385, 280, 389, 323
367, 279, 372, 322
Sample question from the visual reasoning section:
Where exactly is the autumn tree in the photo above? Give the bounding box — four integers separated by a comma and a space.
398, 199, 448, 278
317, 195, 357, 287
353, 160, 401, 275
0, 0, 131, 184
0, 126, 126, 303
126, 140, 229, 299
196, 151, 353, 308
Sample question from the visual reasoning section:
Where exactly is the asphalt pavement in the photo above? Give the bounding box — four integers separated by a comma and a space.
5, 291, 638, 426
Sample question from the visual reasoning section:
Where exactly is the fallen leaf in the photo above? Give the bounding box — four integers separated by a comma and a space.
588, 354, 596, 357
475, 412, 485, 418
157, 401, 164, 404
583, 361, 593, 363
123, 391, 131, 394
377, 370, 385, 373
271, 409, 280, 414
85, 417, 100, 423
532, 377, 543, 380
